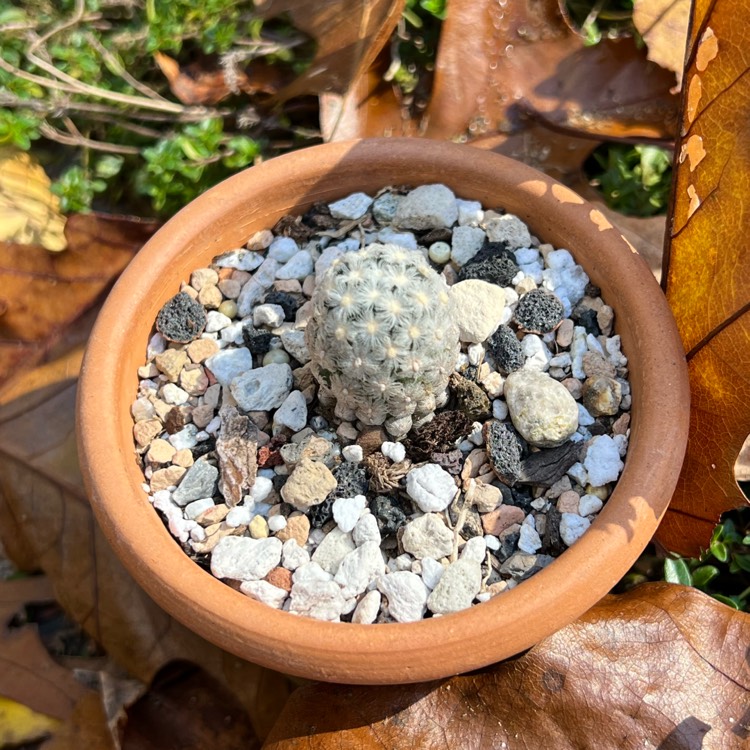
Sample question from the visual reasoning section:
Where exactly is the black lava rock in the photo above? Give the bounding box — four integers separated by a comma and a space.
191, 437, 215, 460
242, 325, 275, 354
372, 495, 408, 537
309, 496, 334, 528
513, 288, 564, 333
156, 292, 206, 343
457, 242, 519, 287
484, 420, 525, 485
272, 474, 287, 493
571, 306, 601, 336
263, 290, 302, 321
487, 325, 524, 374
331, 461, 368, 498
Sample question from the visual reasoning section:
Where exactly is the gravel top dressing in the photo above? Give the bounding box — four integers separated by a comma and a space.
131, 184, 631, 624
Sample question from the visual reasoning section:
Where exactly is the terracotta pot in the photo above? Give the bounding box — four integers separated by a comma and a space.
77, 138, 689, 684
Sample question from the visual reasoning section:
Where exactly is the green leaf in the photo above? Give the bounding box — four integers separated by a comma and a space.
691, 565, 719, 589
663, 557, 693, 586
94, 154, 124, 179
731, 554, 750, 573
710, 540, 729, 563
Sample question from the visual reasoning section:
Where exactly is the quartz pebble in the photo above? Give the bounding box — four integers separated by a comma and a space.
584, 435, 624, 486
329, 192, 373, 220
406, 464, 457, 512
211, 536, 282, 581
332, 495, 367, 533
231, 363, 293, 411
377, 571, 429, 623
450, 280, 506, 343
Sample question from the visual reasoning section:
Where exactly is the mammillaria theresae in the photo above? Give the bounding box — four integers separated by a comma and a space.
305, 243, 460, 438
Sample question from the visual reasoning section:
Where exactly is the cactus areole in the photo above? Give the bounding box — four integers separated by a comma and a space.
305, 243, 460, 438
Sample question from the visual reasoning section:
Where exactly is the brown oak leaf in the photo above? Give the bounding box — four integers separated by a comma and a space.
660, 0, 750, 555
264, 584, 750, 750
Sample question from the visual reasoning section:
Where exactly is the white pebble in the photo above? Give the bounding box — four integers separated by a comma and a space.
578, 403, 596, 426
268, 237, 299, 262
484, 534, 501, 551
450, 225, 486, 266
240, 580, 288, 609
378, 228, 417, 250
352, 513, 381, 546
377, 571, 429, 622
268, 514, 287, 532
342, 445, 364, 463
468, 422, 484, 446
253, 303, 285, 329
332, 494, 367, 533
251, 476, 274, 503
204, 416, 221, 435
352, 590, 381, 624
520, 334, 551, 371
584, 435, 624, 487
168, 424, 199, 451
274, 390, 308, 432
406, 464, 458, 512
567, 461, 589, 487
334, 541, 386, 598
147, 332, 167, 359
211, 536, 282, 581
420, 557, 445, 590
560, 512, 591, 546
492, 399, 508, 420
205, 347, 253, 387
214, 248, 264, 271
456, 198, 483, 226
161, 383, 190, 405
579, 494, 604, 516
460, 536, 487, 563
518, 517, 543, 553
381, 441, 406, 463
282, 539, 310, 570
276, 250, 314, 280
183, 498, 214, 520
226, 505, 253, 528
467, 343, 485, 366
205, 310, 232, 332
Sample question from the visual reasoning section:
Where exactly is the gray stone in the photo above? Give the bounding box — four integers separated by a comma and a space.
280, 329, 310, 363
237, 257, 280, 316
210, 536, 282, 581
230, 363, 293, 411
394, 184, 458, 230
172, 459, 218, 506
213, 249, 264, 272
377, 571, 429, 623
372, 192, 402, 223
329, 192, 373, 220
274, 390, 308, 432
499, 551, 554, 581
504, 369, 579, 447
483, 213, 532, 250
427, 558, 482, 614
205, 347, 253, 387
401, 513, 454, 560
450, 225, 486, 266
276, 250, 314, 280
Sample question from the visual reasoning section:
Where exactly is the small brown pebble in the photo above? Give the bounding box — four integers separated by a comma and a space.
164, 406, 192, 434
154, 349, 189, 383
481, 505, 525, 535
217, 267, 234, 281
150, 465, 186, 492
556, 319, 574, 348
147, 438, 175, 464
192, 404, 215, 429
258, 445, 283, 468
172, 449, 194, 468
292, 362, 316, 393
582, 351, 616, 378
198, 284, 223, 309
557, 490, 581, 514
218, 279, 242, 299
273, 279, 303, 294
337, 422, 359, 444
134, 419, 163, 448
151, 398, 172, 421
561, 378, 582, 400
191, 521, 246, 553
356, 425, 388, 457
597, 305, 614, 335
461, 448, 488, 485
612, 412, 631, 435
265, 567, 293, 592
276, 513, 310, 546
442, 264, 458, 285
466, 479, 503, 513
302, 275, 316, 297
232, 270, 251, 286
582, 375, 622, 417
186, 339, 219, 364
247, 229, 274, 250
195, 504, 230, 526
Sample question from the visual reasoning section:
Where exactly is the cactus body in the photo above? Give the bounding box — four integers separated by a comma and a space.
306, 244, 460, 437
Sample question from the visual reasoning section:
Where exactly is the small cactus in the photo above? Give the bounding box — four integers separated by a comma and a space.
306, 243, 460, 437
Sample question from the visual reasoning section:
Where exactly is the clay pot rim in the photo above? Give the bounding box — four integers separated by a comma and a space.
77, 138, 689, 684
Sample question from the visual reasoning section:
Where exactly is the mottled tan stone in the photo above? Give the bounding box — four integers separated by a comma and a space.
198, 283, 223, 309
557, 490, 581, 514
180, 365, 209, 396
150, 465, 186, 492
133, 419, 162, 448
190, 267, 219, 291
154, 349, 189, 382
172, 449, 194, 468
249, 515, 269, 539
191, 404, 215, 429
195, 503, 230, 526
275, 513, 310, 546
147, 438, 175, 464
187, 338, 219, 364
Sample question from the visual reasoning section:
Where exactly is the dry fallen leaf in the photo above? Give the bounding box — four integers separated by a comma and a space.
0, 577, 89, 722
323, 0, 679, 181
121, 661, 261, 750
0, 310, 293, 743
0, 147, 67, 252
256, 0, 405, 100
154, 52, 289, 105
0, 213, 157, 388
633, 0, 691, 90
660, 0, 750, 555
264, 583, 750, 750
